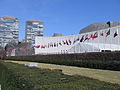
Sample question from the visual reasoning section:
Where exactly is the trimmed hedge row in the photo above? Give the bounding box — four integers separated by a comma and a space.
7, 59, 120, 71
5, 52, 120, 71
6, 52, 120, 61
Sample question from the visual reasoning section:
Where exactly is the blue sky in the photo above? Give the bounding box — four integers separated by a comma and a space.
0, 0, 120, 40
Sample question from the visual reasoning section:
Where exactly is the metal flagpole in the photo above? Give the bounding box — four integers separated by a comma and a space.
106, 21, 111, 51
104, 29, 107, 51
117, 25, 119, 50
92, 33, 94, 52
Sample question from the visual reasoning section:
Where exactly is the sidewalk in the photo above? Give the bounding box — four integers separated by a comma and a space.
6, 60, 120, 84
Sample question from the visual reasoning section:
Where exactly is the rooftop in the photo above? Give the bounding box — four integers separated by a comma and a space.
26, 20, 43, 23
80, 21, 120, 34
0, 16, 18, 20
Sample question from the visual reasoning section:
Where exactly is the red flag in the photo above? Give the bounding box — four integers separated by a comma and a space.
106, 29, 110, 37
41, 45, 45, 48
100, 32, 103, 36
92, 32, 98, 39
88, 34, 93, 40
35, 45, 40, 48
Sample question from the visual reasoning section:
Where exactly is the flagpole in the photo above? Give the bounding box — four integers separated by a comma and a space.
107, 21, 110, 51
109, 28, 111, 50
98, 31, 100, 52
115, 23, 119, 51
117, 25, 119, 50
104, 30, 106, 51
92, 33, 94, 52
109, 28, 111, 51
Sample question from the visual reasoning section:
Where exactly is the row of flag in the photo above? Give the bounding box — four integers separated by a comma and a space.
34, 40, 72, 48
34, 29, 118, 48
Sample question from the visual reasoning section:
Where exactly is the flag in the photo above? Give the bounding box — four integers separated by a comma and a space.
80, 35, 84, 42
63, 41, 66, 45
68, 40, 72, 45
73, 37, 80, 44
32, 46, 35, 48
59, 42, 62, 46
35, 45, 40, 48
114, 31, 118, 37
84, 34, 88, 41
54, 43, 56, 47
92, 32, 98, 39
50, 42, 53, 47
100, 32, 103, 36
106, 29, 110, 37
88, 34, 93, 40
66, 40, 69, 45
76, 37, 80, 41
41, 45, 45, 48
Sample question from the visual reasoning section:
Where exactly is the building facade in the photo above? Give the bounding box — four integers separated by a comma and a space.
25, 20, 44, 45
0, 16, 19, 49
35, 25, 120, 54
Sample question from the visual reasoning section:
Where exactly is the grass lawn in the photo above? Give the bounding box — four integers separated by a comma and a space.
0, 61, 120, 90
8, 60, 120, 84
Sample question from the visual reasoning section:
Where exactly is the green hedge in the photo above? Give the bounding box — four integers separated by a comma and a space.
6, 52, 120, 61
5, 52, 120, 71
33, 60, 120, 71
7, 59, 120, 71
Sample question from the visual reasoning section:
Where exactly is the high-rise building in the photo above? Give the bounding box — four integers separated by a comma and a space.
0, 16, 19, 49
25, 20, 44, 45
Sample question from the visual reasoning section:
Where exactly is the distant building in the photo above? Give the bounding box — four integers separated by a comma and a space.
80, 21, 120, 34
0, 16, 19, 49
25, 20, 44, 45
53, 33, 62, 37
5, 42, 34, 56
35, 21, 120, 55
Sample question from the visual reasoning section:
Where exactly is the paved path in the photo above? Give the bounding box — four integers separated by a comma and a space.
6, 60, 120, 84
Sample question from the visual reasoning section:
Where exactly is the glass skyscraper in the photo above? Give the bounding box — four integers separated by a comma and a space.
25, 20, 44, 45
0, 16, 19, 49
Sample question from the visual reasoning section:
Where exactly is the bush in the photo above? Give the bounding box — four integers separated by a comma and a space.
5, 52, 120, 71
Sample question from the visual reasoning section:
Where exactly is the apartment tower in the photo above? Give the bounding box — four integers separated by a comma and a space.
0, 16, 19, 49
25, 20, 43, 45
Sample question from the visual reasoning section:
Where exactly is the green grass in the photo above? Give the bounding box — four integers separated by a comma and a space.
36, 80, 120, 90
6, 60, 120, 84
0, 61, 120, 90
0, 61, 19, 90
